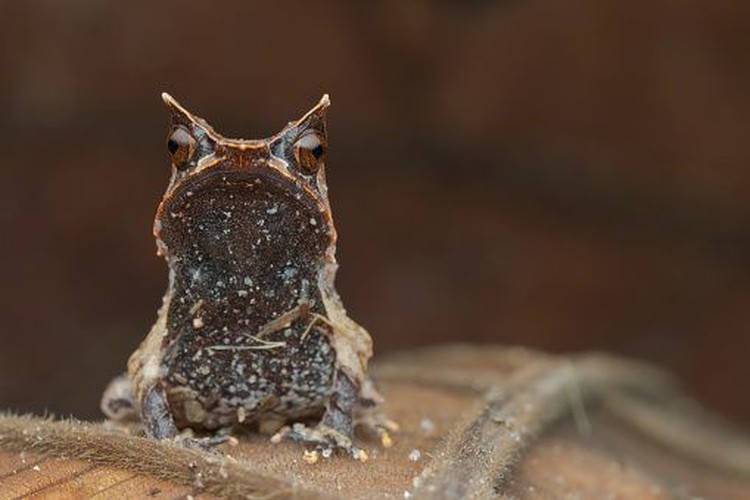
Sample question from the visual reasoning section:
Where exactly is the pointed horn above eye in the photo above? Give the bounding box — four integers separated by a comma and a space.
161, 92, 178, 107
292, 94, 330, 127
312, 93, 331, 111
160, 92, 209, 130
161, 92, 191, 116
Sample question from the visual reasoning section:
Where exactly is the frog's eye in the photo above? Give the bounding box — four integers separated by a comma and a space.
293, 132, 325, 174
167, 126, 197, 170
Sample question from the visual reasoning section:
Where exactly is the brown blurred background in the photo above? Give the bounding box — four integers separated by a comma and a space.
1, 0, 749, 425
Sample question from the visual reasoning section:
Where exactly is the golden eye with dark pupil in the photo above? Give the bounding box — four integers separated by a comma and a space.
294, 132, 325, 174
167, 126, 196, 170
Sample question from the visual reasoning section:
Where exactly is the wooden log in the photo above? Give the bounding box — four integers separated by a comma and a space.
0, 345, 748, 498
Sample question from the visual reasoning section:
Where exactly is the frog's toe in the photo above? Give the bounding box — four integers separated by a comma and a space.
173, 433, 231, 453
276, 423, 365, 460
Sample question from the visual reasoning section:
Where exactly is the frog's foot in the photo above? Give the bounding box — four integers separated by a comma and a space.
173, 432, 233, 452
272, 423, 367, 461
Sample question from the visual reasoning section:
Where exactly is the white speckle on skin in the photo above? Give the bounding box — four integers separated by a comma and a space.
189, 268, 202, 284
408, 449, 421, 461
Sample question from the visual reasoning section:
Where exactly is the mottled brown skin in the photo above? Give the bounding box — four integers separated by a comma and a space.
102, 94, 387, 458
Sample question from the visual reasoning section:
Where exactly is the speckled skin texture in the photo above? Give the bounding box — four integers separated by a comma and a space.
161, 176, 335, 429
101, 94, 385, 455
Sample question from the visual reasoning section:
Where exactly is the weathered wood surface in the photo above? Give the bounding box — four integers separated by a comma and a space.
1, 345, 748, 499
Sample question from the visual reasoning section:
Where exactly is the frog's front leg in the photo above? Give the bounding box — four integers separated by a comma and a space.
140, 382, 230, 449
140, 382, 179, 440
101, 373, 177, 438
284, 369, 364, 459
101, 373, 175, 439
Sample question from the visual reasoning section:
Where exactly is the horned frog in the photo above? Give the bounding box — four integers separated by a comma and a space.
101, 93, 393, 460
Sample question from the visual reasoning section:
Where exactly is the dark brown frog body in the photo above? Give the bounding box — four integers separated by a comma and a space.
102, 94, 390, 458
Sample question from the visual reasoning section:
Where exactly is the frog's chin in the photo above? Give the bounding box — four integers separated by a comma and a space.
154, 168, 332, 264
158, 167, 326, 226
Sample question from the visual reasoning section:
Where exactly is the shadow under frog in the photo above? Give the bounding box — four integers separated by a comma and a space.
101, 93, 392, 459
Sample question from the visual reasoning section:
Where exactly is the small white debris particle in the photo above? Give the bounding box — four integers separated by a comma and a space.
192, 317, 204, 329
404, 491, 413, 499
381, 431, 393, 448
303, 450, 319, 464
270, 431, 283, 444
32, 465, 41, 472
237, 290, 248, 297
420, 417, 435, 435
408, 449, 421, 462
237, 407, 246, 423
309, 218, 317, 226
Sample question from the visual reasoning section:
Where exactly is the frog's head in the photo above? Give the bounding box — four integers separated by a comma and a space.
159, 92, 330, 206
153, 94, 336, 262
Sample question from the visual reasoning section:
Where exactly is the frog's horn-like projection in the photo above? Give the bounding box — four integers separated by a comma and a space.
293, 94, 330, 129
274, 94, 330, 146
161, 93, 216, 133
